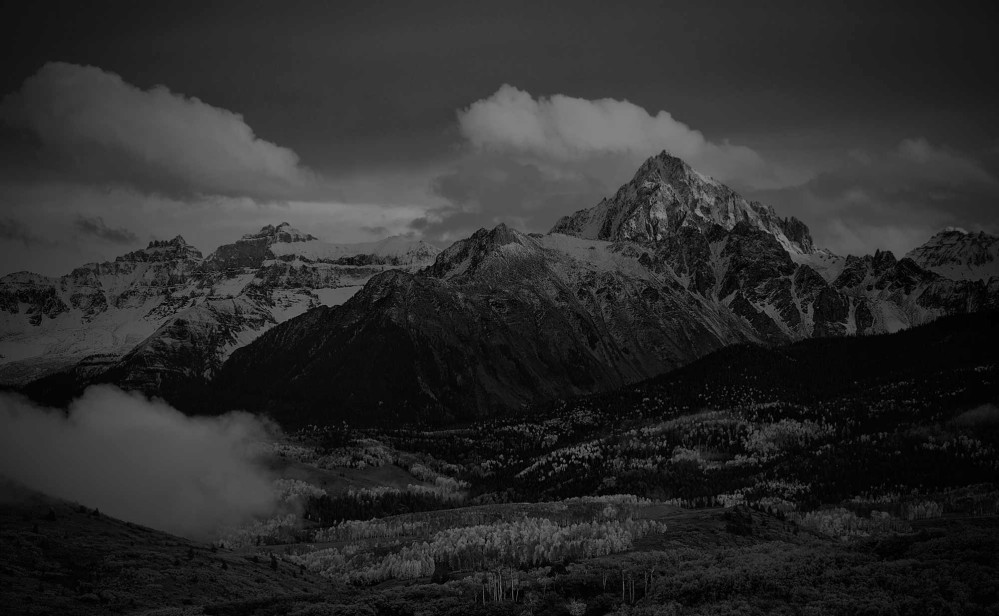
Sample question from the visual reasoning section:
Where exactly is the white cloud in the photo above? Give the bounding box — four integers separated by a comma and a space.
457, 84, 782, 188
0, 62, 315, 200
0, 386, 278, 539
415, 84, 804, 239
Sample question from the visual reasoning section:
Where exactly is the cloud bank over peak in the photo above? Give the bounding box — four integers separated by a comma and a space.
414, 84, 799, 241
73, 215, 138, 245
458, 84, 775, 187
0, 62, 315, 201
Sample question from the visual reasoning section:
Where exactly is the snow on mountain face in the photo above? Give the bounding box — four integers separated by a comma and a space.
208, 220, 440, 269
216, 208, 997, 425
905, 228, 999, 282
0, 237, 206, 383
269, 236, 441, 265
208, 152, 997, 426
8, 151, 997, 424
551, 151, 814, 255
216, 224, 753, 425
0, 225, 439, 387
118, 236, 203, 262
206, 222, 317, 270
547, 151, 997, 341
244, 222, 317, 243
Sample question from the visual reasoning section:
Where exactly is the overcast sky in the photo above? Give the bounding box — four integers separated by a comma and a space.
1, 0, 997, 275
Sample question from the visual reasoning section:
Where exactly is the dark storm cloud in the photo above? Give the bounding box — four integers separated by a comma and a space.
752, 139, 999, 256
0, 1, 996, 256
420, 153, 609, 240
360, 225, 389, 236
73, 215, 138, 245
0, 63, 316, 201
0, 217, 42, 247
3, 1, 994, 172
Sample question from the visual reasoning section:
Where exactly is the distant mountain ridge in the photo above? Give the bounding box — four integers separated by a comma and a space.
213, 225, 751, 425
550, 151, 994, 338
210, 152, 998, 426
8, 151, 998, 424
905, 227, 999, 282
0, 224, 440, 389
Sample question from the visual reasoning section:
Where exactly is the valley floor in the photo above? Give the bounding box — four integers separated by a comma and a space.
2, 489, 996, 615
3, 314, 998, 615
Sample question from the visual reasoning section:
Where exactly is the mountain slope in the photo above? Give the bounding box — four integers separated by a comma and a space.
906, 227, 999, 282
553, 151, 996, 339
564, 309, 999, 416
0, 237, 205, 383
1, 224, 440, 395
209, 152, 997, 426
13, 153, 997, 424
215, 225, 750, 426
451, 310, 999, 510
0, 482, 328, 615
552, 151, 814, 255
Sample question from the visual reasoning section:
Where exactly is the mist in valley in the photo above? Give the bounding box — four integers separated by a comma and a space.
0, 385, 280, 539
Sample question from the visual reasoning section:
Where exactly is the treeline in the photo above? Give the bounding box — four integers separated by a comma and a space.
304, 486, 465, 525
291, 517, 667, 584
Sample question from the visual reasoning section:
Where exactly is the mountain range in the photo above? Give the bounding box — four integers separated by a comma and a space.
3, 152, 997, 424
0, 224, 439, 394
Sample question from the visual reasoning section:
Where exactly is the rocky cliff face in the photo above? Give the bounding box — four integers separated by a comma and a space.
552, 151, 995, 340
216, 225, 750, 425
0, 237, 206, 383
206, 222, 317, 271
551, 151, 814, 254
905, 227, 999, 282
0, 226, 440, 389
9, 152, 996, 426
211, 152, 998, 426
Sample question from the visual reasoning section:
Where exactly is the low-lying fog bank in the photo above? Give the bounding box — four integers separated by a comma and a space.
0, 385, 281, 539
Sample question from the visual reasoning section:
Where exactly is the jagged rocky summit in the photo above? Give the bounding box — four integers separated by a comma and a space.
212, 152, 997, 425
905, 227, 999, 282
6, 151, 996, 425
0, 224, 440, 393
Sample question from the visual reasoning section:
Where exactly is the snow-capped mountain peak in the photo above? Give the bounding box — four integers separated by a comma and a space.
0, 223, 440, 387
551, 150, 814, 255
208, 223, 318, 269
4, 153, 995, 424
116, 236, 203, 263
425, 224, 542, 281
906, 228, 999, 281
239, 222, 317, 244
267, 235, 442, 266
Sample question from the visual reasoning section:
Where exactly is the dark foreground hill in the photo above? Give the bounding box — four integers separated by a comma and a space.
0, 481, 329, 615
368, 311, 998, 511
211, 305, 997, 432
3, 315, 998, 615
559, 309, 999, 414
3, 480, 997, 616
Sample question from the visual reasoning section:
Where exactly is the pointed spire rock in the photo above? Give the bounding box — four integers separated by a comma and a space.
550, 151, 814, 255
116, 236, 203, 263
